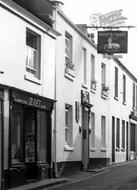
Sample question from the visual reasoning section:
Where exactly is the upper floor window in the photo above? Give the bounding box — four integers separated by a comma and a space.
123, 74, 126, 104
133, 83, 135, 109
91, 54, 95, 81
114, 67, 118, 99
26, 28, 41, 79
65, 32, 74, 72
101, 63, 106, 88
91, 54, 96, 90
82, 48, 87, 85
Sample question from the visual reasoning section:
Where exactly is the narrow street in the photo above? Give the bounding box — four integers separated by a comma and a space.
40, 160, 137, 190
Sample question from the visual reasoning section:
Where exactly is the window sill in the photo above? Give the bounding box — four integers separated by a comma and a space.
64, 144, 74, 152
114, 96, 119, 101
24, 73, 42, 85
90, 88, 96, 94
90, 147, 96, 152
121, 148, 126, 152
101, 147, 107, 152
101, 94, 108, 100
82, 83, 88, 89
116, 147, 120, 152
64, 72, 75, 81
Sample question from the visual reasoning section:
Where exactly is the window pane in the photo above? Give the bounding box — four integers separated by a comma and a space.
116, 118, 120, 148
91, 54, 95, 81
122, 120, 125, 149
101, 116, 106, 148
11, 107, 23, 164
37, 110, 47, 163
83, 48, 87, 84
65, 104, 73, 146
115, 67, 118, 97
91, 112, 95, 148
26, 29, 41, 79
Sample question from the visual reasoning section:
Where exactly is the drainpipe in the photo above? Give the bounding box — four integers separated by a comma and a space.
53, 2, 58, 178
51, 0, 64, 178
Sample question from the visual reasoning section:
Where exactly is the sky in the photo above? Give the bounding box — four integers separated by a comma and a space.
61, 0, 137, 76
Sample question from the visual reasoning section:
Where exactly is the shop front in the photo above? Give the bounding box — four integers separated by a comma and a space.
7, 88, 55, 188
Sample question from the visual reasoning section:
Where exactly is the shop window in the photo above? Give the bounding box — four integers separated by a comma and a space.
37, 110, 47, 163
11, 105, 23, 164
25, 109, 36, 163
65, 104, 73, 149
26, 28, 41, 79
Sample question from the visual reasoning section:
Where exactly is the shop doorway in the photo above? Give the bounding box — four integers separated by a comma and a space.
25, 108, 37, 180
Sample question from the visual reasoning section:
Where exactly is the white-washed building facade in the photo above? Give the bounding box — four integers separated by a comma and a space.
0, 0, 59, 188
52, 2, 137, 176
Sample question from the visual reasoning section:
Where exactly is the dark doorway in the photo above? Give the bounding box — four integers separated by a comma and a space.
130, 123, 135, 152
25, 108, 37, 179
112, 116, 115, 162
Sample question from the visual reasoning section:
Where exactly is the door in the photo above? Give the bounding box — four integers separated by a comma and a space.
82, 106, 90, 170
112, 117, 115, 162
0, 95, 4, 189
25, 108, 37, 179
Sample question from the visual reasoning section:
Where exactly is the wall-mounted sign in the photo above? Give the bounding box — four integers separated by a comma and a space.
81, 90, 90, 105
75, 101, 80, 123
90, 10, 127, 27
11, 90, 54, 110
98, 31, 128, 54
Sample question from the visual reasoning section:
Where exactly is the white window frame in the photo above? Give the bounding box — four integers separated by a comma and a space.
91, 54, 95, 82
90, 112, 95, 150
83, 48, 87, 85
123, 74, 126, 104
121, 120, 125, 150
64, 104, 73, 151
101, 115, 106, 150
25, 28, 41, 81
115, 67, 118, 99
101, 63, 106, 89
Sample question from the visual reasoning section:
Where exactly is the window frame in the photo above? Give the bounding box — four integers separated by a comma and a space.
121, 120, 125, 150
101, 115, 106, 149
116, 118, 120, 150
11, 104, 24, 164
114, 67, 118, 99
83, 48, 87, 85
26, 28, 41, 80
65, 104, 73, 149
101, 63, 106, 89
90, 112, 95, 149
123, 74, 126, 104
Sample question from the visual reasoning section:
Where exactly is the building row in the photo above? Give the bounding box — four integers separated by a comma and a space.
0, 0, 137, 189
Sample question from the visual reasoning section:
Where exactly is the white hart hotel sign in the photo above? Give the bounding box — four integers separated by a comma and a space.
90, 9, 127, 27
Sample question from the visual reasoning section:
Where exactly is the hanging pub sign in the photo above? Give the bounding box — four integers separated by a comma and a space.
97, 30, 128, 54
